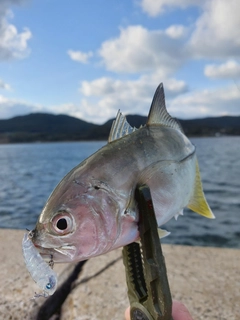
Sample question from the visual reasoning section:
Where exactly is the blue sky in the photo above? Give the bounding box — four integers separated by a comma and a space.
0, 0, 239, 124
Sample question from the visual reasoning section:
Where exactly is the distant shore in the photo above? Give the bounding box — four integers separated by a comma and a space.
0, 112, 239, 144
1, 134, 238, 145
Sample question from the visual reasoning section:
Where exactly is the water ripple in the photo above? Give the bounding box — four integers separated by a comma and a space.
0, 138, 240, 248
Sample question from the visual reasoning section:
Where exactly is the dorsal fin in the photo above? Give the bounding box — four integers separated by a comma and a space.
108, 110, 137, 142
147, 83, 183, 132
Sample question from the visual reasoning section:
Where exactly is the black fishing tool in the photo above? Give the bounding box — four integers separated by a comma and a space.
122, 185, 173, 320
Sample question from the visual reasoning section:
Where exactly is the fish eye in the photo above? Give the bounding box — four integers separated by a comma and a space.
51, 212, 74, 235
57, 218, 67, 230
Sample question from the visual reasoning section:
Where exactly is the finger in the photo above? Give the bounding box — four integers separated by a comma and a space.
125, 301, 193, 320
125, 306, 130, 320
172, 300, 193, 320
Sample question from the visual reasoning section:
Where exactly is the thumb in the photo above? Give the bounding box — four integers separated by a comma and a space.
172, 300, 193, 320
124, 306, 130, 320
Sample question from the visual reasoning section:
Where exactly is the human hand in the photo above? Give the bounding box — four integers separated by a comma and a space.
125, 300, 193, 320
172, 300, 193, 320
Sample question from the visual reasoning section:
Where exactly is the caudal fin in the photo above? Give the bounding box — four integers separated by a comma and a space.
187, 160, 215, 219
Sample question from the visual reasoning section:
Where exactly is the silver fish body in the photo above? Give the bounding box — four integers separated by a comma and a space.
31, 84, 214, 263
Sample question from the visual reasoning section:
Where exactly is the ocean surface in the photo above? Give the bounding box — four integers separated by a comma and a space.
0, 137, 239, 248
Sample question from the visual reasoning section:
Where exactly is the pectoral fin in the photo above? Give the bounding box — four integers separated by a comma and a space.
187, 160, 215, 219
158, 228, 170, 238
136, 228, 170, 244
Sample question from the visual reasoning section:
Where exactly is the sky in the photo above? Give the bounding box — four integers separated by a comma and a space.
0, 0, 240, 124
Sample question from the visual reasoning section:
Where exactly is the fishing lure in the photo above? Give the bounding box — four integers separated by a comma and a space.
22, 232, 58, 297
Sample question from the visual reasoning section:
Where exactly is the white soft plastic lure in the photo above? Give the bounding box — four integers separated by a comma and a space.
22, 232, 57, 297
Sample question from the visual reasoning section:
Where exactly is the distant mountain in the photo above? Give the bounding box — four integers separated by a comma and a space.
180, 116, 240, 136
0, 113, 98, 143
0, 112, 239, 143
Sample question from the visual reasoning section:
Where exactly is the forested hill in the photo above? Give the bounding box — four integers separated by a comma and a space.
0, 112, 239, 143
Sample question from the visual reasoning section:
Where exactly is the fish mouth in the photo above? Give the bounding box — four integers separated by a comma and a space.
53, 245, 77, 260
36, 244, 77, 262
31, 227, 77, 262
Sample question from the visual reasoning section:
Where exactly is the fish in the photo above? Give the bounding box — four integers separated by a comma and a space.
30, 83, 215, 263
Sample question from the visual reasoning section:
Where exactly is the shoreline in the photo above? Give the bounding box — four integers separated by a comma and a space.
0, 228, 239, 319
1, 134, 240, 145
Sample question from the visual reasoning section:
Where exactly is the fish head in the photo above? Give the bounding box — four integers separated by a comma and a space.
32, 163, 139, 263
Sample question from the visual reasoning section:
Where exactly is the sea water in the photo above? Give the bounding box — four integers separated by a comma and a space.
0, 137, 239, 248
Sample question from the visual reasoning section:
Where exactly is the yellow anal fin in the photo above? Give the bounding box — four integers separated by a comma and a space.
187, 159, 215, 219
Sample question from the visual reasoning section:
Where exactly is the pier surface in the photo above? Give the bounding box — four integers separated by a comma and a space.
0, 229, 239, 320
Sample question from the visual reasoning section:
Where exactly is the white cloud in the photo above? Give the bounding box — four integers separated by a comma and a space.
163, 78, 188, 96
0, 95, 85, 121
48, 102, 88, 121
189, 0, 240, 58
1, 81, 239, 124
2, 0, 239, 124
81, 77, 119, 97
0, 0, 32, 61
139, 0, 240, 60
99, 25, 187, 75
165, 25, 187, 39
78, 78, 240, 123
0, 79, 11, 90
80, 76, 188, 102
169, 85, 240, 119
204, 60, 240, 79
67, 50, 93, 64
78, 74, 188, 123
0, 95, 43, 119
139, 0, 203, 16
80, 77, 154, 121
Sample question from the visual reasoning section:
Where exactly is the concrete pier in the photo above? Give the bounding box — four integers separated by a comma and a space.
0, 229, 239, 320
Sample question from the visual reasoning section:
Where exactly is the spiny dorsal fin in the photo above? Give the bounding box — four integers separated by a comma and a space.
187, 159, 215, 219
147, 83, 183, 132
108, 110, 137, 142
174, 209, 184, 220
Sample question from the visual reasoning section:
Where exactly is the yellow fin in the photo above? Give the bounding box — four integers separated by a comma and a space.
187, 159, 215, 219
